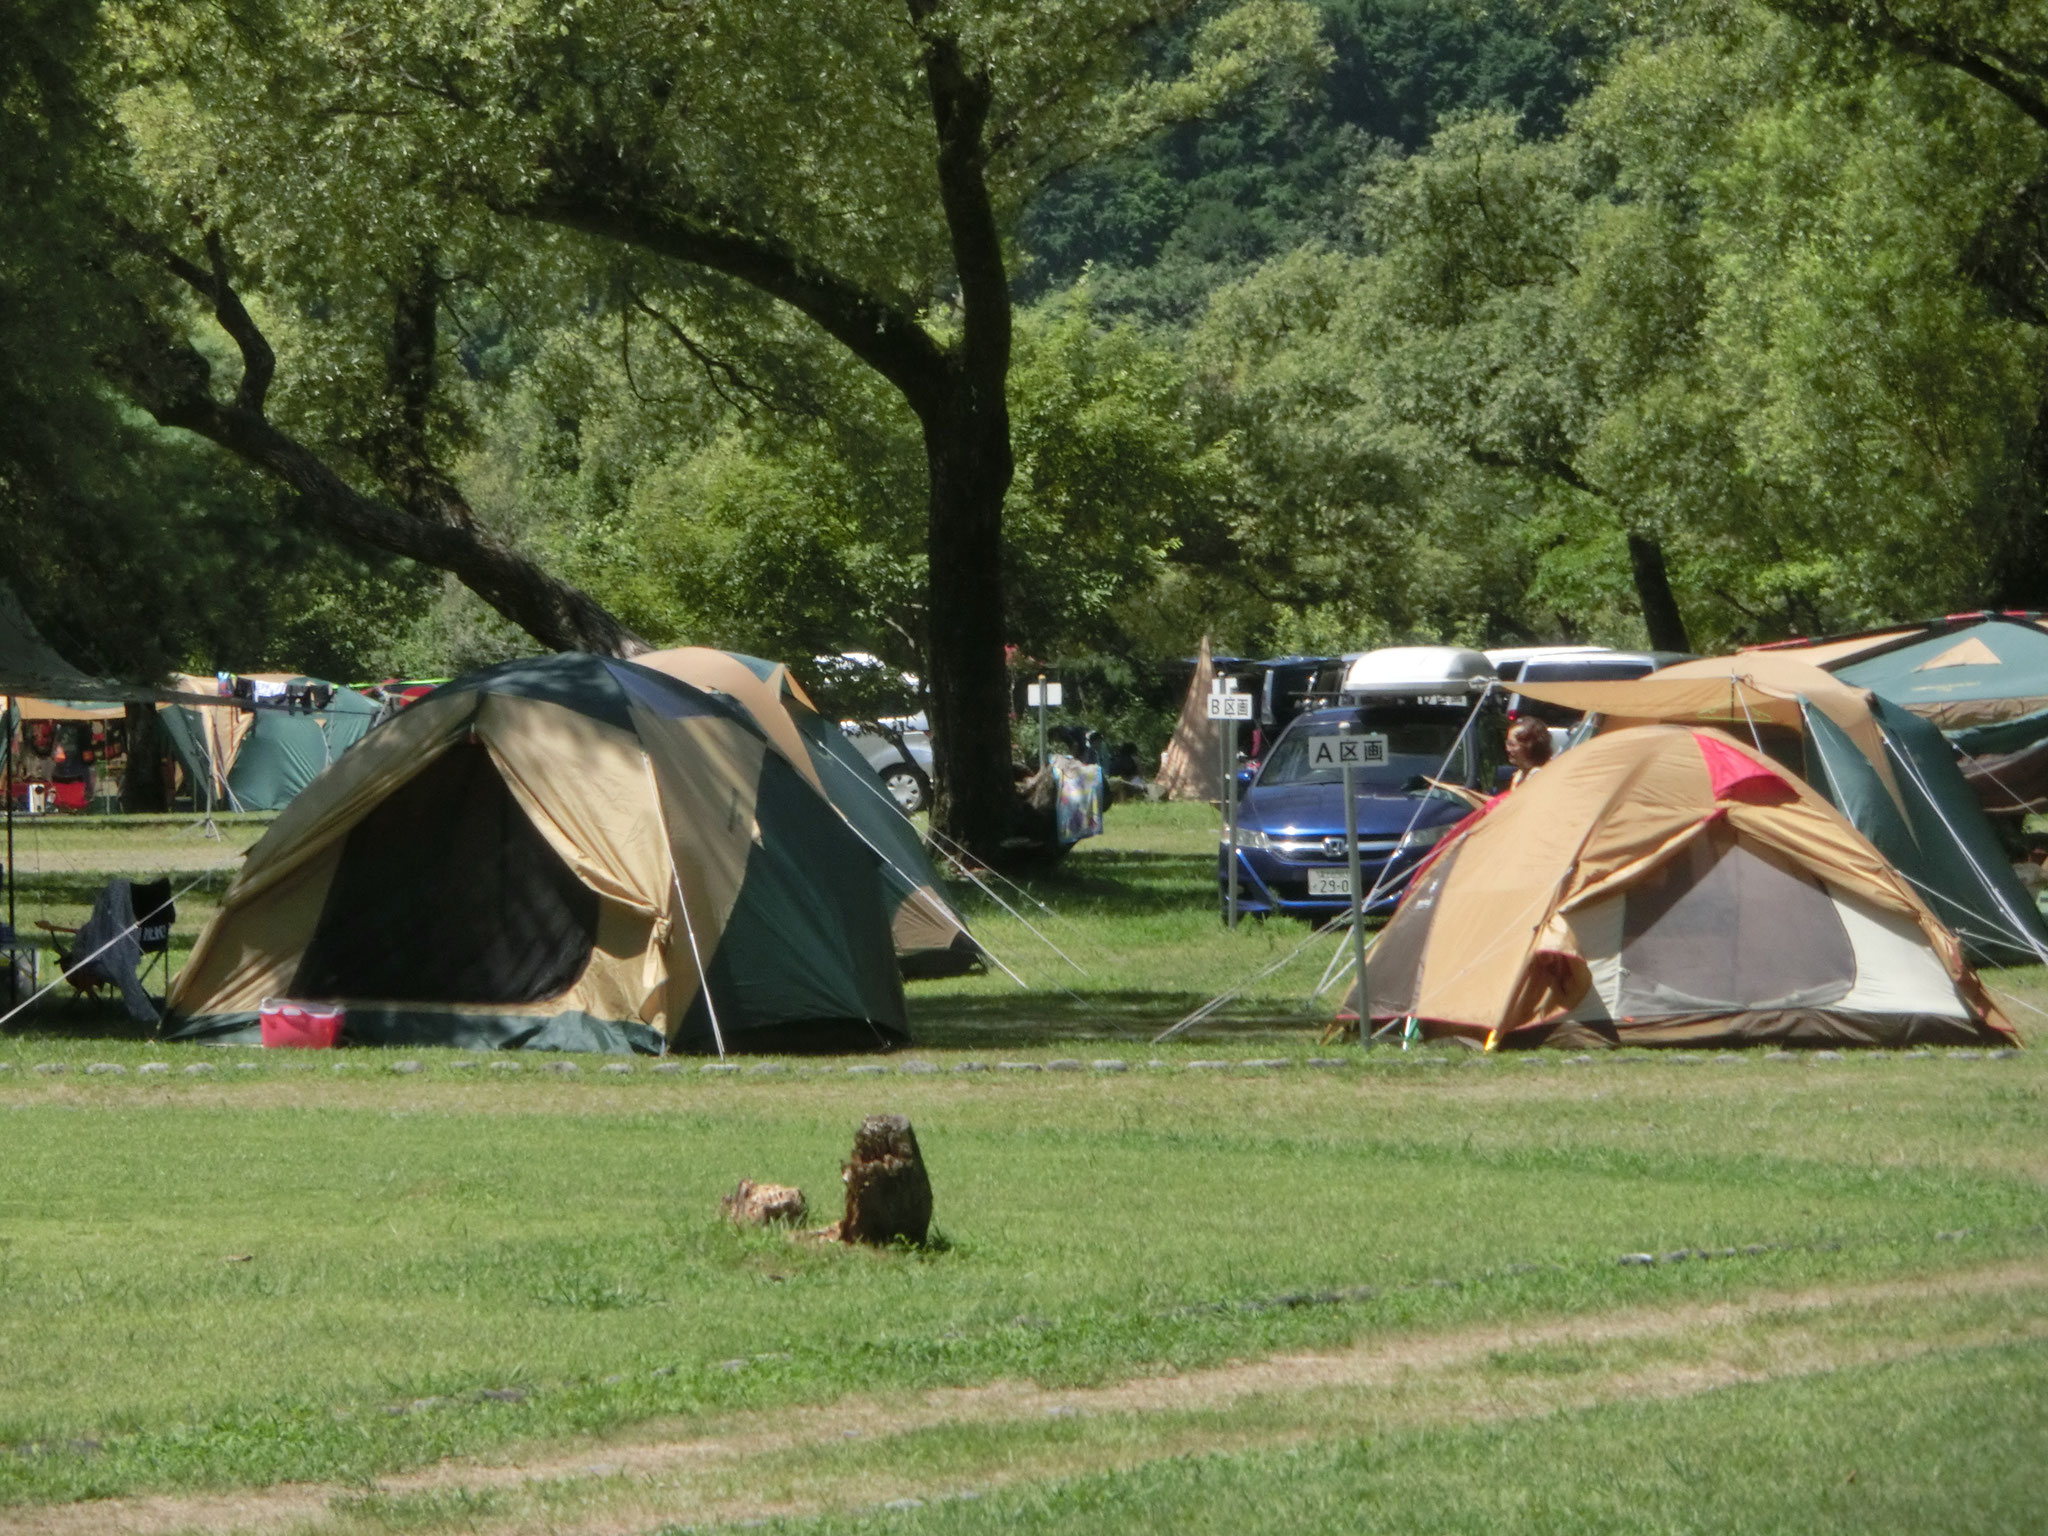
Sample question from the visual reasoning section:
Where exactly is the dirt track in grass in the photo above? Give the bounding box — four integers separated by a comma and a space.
7, 1256, 2046, 1536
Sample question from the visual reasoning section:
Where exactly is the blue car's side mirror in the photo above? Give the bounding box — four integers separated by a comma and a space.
1235, 766, 1255, 787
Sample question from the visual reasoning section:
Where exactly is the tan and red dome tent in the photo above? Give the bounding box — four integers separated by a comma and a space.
1353, 725, 2016, 1050
1509, 651, 2048, 965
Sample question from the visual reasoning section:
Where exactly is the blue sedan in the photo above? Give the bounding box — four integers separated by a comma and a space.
1217, 704, 1496, 920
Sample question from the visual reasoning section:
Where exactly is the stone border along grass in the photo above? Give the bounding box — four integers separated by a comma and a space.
0, 1046, 2024, 1078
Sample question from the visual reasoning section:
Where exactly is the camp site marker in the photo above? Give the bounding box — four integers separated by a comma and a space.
1304, 732, 1389, 769
1303, 726, 1386, 1035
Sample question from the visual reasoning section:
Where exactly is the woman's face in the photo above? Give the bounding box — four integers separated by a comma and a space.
1506, 730, 1541, 770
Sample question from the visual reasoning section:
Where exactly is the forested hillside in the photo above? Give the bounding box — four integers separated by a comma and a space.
4, 0, 2045, 840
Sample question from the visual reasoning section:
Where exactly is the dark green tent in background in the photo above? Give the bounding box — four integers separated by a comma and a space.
1827, 617, 2048, 755
1799, 695, 2048, 964
161, 678, 379, 812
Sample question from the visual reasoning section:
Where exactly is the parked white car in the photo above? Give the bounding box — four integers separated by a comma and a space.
844, 713, 934, 813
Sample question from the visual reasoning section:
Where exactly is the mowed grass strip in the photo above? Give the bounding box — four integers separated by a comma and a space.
15, 1261, 2046, 1535
729, 1333, 2048, 1536
0, 1053, 2043, 1504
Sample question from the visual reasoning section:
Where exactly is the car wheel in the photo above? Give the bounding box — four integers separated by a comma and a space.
880, 763, 930, 814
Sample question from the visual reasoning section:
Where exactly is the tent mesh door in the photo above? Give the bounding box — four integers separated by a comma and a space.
1618, 830, 1853, 1016
292, 743, 599, 1004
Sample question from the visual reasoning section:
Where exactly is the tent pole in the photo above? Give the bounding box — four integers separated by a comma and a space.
5, 700, 15, 1011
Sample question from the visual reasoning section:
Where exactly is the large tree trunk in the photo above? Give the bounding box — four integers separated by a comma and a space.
120, 703, 171, 813
1627, 531, 1693, 653
923, 407, 1016, 856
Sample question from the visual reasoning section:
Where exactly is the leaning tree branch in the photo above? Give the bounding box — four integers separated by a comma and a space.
502, 165, 955, 422
627, 291, 815, 418
110, 242, 645, 657
1763, 2, 2048, 136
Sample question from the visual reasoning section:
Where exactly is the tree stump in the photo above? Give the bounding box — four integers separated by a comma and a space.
840, 1115, 932, 1246
720, 1178, 807, 1226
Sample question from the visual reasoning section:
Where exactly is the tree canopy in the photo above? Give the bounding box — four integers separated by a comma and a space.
4, 0, 2047, 797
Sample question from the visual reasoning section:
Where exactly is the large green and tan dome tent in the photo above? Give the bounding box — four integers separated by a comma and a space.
1351, 726, 2017, 1051
166, 654, 909, 1054
635, 647, 980, 978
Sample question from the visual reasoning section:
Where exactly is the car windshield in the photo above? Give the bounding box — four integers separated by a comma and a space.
1257, 707, 1474, 791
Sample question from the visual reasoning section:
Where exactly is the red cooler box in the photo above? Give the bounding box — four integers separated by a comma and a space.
258, 998, 345, 1049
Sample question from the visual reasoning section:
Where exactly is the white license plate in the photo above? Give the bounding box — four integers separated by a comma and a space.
1307, 868, 1353, 897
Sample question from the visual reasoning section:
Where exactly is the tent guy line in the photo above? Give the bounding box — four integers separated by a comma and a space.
1160, 682, 1499, 1043
1878, 733, 2048, 964
805, 745, 1048, 987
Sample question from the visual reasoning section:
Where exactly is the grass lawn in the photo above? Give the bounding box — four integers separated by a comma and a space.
0, 802, 2043, 1533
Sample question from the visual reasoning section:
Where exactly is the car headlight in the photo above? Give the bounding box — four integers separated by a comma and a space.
1223, 827, 1273, 852
1398, 822, 1451, 852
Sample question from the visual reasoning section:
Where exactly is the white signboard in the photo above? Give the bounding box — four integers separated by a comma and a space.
1206, 693, 1254, 720
1027, 682, 1063, 707
1306, 732, 1389, 770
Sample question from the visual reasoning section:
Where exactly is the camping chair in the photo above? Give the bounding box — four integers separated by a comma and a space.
33, 879, 159, 1023
131, 878, 175, 997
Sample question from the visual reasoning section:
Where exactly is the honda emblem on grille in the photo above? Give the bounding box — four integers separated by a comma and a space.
1322, 836, 1349, 859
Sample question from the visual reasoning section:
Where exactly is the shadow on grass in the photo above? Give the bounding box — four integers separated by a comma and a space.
2, 994, 167, 1042
906, 988, 1321, 1047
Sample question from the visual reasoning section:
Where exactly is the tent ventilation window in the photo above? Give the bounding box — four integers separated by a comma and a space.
293, 743, 598, 1004
1618, 831, 1853, 1016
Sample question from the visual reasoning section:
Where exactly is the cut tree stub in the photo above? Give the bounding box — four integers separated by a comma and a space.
841, 1114, 933, 1246
721, 1178, 807, 1226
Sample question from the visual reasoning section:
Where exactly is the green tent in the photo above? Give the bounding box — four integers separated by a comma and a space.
1831, 617, 2048, 749
166, 653, 908, 1054
1798, 696, 2048, 964
637, 648, 980, 977
162, 680, 380, 811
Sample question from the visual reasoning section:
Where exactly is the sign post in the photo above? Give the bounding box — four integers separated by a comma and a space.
1036, 673, 1048, 767
1207, 680, 1252, 926
1305, 726, 1389, 1041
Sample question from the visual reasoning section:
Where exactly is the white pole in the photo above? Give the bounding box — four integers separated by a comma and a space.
1342, 723, 1367, 1043
1223, 708, 1239, 927
1036, 672, 1048, 768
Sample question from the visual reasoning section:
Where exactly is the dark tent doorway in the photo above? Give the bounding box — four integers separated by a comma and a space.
293, 743, 598, 1004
